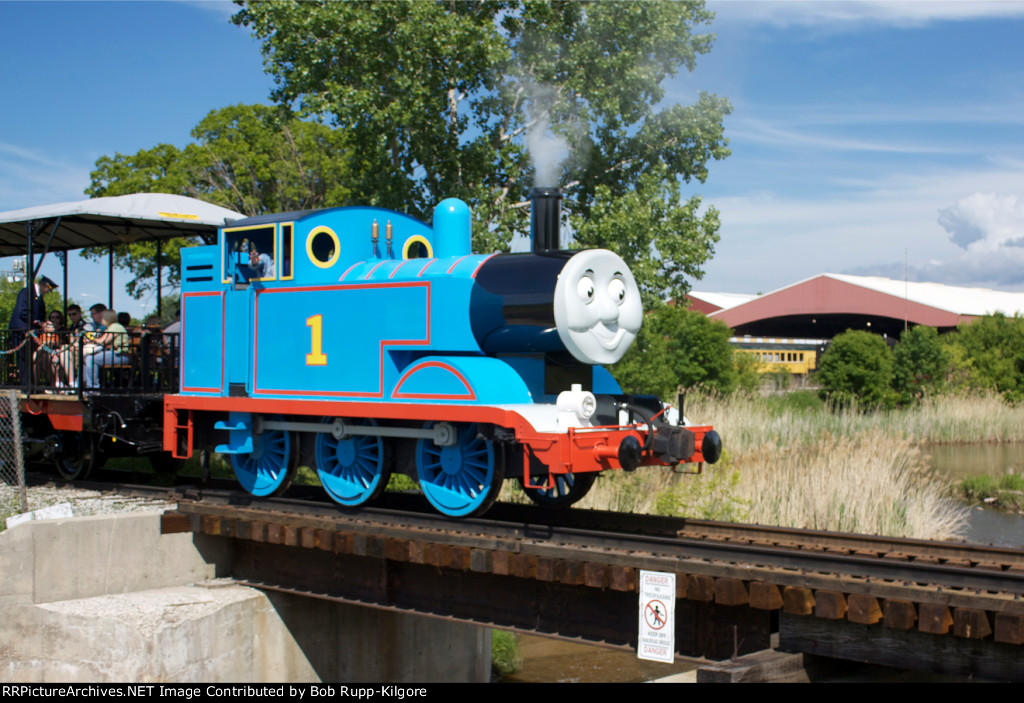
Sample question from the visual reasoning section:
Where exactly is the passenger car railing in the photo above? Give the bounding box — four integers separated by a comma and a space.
0, 329, 180, 395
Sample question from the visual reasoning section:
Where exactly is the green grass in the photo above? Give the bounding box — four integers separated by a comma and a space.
295, 465, 320, 485
956, 473, 1024, 511
761, 389, 826, 414
386, 473, 418, 492
491, 630, 522, 678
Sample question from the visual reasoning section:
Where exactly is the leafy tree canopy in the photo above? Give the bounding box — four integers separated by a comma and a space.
85, 103, 353, 298
233, 0, 730, 307
892, 325, 948, 405
817, 330, 895, 408
945, 313, 1024, 401
613, 304, 737, 398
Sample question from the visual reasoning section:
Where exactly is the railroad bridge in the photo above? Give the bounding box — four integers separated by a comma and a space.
157, 492, 1024, 682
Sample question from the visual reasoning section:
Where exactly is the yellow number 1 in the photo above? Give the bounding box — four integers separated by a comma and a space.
306, 314, 328, 366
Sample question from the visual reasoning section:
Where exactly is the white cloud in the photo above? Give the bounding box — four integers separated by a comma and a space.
0, 143, 90, 212
849, 248, 1024, 289
710, 1, 1024, 30
937, 192, 1024, 251
728, 118, 969, 155
701, 162, 1024, 293
872, 192, 1024, 288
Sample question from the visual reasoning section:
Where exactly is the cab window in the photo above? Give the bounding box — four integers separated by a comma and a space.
224, 225, 276, 283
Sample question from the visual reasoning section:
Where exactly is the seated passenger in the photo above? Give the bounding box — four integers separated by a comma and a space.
163, 308, 180, 334
53, 309, 82, 388
34, 312, 65, 386
84, 303, 107, 336
142, 315, 166, 356
163, 308, 181, 351
66, 304, 86, 332
83, 310, 131, 389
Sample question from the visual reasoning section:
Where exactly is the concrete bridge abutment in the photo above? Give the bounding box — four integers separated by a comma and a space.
0, 512, 490, 682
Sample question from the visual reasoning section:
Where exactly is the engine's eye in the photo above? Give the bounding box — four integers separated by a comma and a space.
608, 278, 626, 304
577, 275, 595, 303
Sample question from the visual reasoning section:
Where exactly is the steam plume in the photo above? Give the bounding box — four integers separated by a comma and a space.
525, 83, 569, 188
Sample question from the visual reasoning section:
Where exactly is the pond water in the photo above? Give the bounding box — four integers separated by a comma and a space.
924, 442, 1024, 547
926, 442, 1024, 482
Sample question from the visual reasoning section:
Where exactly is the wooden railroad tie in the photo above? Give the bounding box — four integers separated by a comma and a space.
882, 599, 918, 630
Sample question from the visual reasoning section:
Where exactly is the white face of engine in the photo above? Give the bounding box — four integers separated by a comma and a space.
553, 249, 643, 364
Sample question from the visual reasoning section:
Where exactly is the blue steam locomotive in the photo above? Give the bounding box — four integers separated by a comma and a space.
165, 189, 721, 517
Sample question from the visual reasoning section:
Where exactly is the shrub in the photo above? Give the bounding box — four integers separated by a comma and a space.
613, 304, 738, 397
945, 313, 1024, 402
817, 330, 895, 408
892, 325, 949, 404
491, 630, 522, 678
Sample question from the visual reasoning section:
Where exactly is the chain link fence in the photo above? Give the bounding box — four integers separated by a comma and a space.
0, 389, 27, 522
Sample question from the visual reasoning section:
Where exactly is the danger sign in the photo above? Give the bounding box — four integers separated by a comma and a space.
637, 570, 676, 663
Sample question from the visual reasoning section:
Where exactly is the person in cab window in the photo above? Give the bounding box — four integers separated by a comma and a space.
247, 244, 274, 280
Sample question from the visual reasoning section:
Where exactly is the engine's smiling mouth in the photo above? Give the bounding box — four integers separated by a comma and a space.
583, 321, 625, 350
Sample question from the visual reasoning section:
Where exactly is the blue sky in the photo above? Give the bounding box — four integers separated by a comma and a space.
2, 1, 1024, 315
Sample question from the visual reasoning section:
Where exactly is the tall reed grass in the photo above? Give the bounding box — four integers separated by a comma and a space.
499, 391, 999, 540
538, 431, 969, 540
687, 391, 1024, 453
726, 432, 968, 539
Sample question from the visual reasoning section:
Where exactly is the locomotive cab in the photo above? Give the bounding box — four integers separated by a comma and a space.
222, 221, 293, 285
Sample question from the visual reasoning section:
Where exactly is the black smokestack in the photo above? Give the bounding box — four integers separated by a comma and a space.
530, 187, 562, 252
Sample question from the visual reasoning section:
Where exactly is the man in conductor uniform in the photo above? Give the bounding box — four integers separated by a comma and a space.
8, 275, 58, 385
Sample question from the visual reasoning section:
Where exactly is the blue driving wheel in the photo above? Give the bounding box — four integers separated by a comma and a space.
231, 416, 296, 497
316, 418, 390, 507
416, 422, 504, 517
521, 472, 597, 509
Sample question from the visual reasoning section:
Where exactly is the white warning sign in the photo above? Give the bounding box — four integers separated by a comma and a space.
638, 570, 676, 663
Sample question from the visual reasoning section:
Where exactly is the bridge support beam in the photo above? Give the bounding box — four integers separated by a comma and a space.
780, 612, 1024, 682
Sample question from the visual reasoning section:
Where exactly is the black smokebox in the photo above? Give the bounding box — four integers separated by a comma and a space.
530, 187, 562, 252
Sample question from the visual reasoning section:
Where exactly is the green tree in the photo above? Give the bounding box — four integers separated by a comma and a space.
945, 313, 1024, 401
892, 325, 949, 404
89, 104, 352, 215
88, 144, 192, 199
733, 350, 763, 394
817, 330, 895, 407
233, 0, 730, 306
85, 104, 353, 298
611, 315, 679, 399
613, 304, 736, 397
942, 339, 978, 393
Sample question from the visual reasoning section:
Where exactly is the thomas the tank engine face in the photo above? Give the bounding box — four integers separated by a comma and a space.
553, 249, 643, 365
